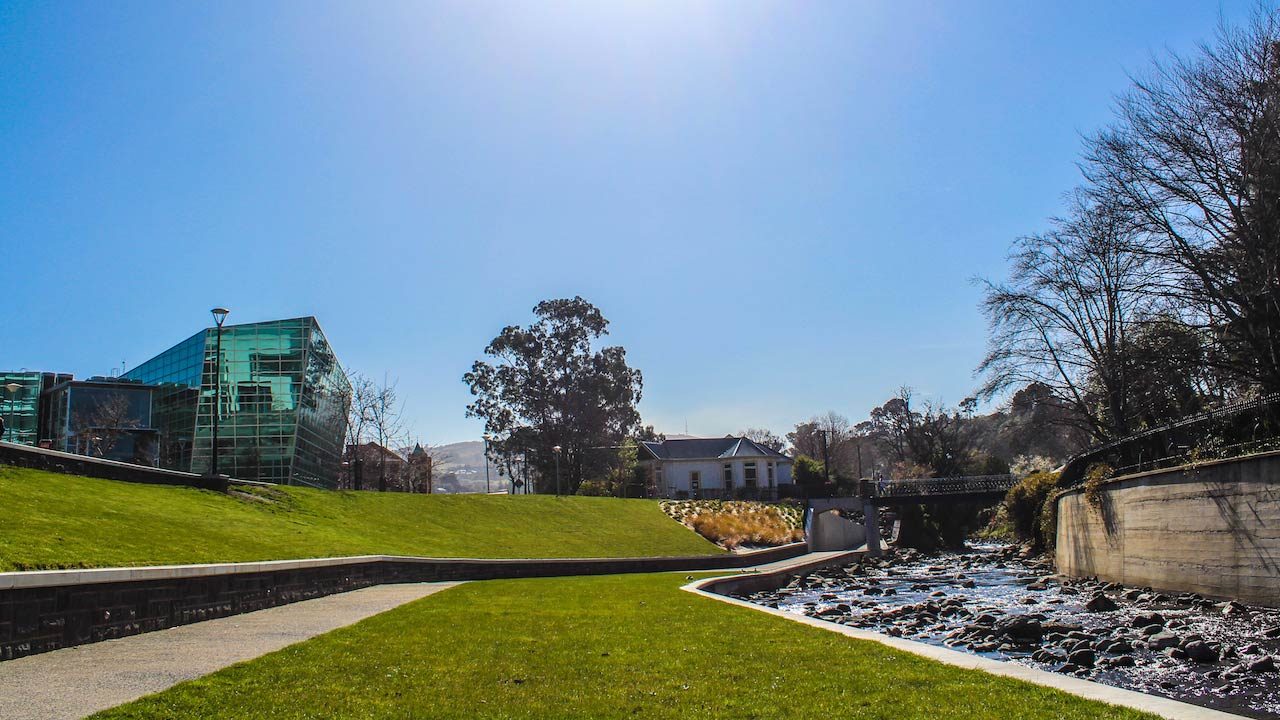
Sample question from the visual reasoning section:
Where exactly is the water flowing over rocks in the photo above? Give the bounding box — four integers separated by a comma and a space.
736, 544, 1280, 719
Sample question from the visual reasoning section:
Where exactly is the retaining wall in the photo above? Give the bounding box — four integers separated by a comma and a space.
0, 441, 227, 489
0, 544, 807, 662
1055, 450, 1280, 605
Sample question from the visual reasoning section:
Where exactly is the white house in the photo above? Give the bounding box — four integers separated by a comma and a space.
638, 437, 793, 499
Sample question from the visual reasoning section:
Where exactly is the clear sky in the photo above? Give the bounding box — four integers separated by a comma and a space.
0, 1, 1255, 445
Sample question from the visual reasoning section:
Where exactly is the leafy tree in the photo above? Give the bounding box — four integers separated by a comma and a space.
464, 297, 644, 494
791, 455, 825, 493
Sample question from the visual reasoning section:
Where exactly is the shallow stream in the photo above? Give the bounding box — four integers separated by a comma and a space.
737, 545, 1280, 718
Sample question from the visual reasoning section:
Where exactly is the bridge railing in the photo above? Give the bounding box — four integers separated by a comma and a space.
873, 474, 1017, 499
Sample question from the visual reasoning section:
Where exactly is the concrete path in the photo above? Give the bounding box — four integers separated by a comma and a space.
0, 582, 460, 720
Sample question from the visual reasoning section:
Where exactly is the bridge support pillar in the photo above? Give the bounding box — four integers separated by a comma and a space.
864, 501, 882, 557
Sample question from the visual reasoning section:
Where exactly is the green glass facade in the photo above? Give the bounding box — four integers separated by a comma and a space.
0, 371, 43, 445
124, 317, 351, 488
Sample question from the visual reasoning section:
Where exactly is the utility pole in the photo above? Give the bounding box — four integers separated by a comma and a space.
819, 429, 831, 486
483, 435, 491, 494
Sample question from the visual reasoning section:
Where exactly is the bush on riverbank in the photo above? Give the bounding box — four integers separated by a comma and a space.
1003, 470, 1060, 549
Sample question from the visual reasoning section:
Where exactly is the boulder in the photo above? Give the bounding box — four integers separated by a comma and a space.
1106, 655, 1137, 668
1131, 613, 1165, 628
1183, 640, 1220, 664
1248, 656, 1278, 673
1085, 594, 1119, 612
1147, 631, 1181, 651
995, 616, 1044, 642
1068, 649, 1096, 668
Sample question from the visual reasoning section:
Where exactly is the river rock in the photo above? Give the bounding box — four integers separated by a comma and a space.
1221, 600, 1248, 616
1263, 626, 1280, 639
1105, 655, 1137, 668
1241, 643, 1263, 655
995, 616, 1044, 642
1249, 656, 1278, 673
1101, 639, 1133, 654
1068, 648, 1096, 667
1085, 594, 1119, 612
1165, 647, 1189, 660
1033, 648, 1066, 663
1183, 640, 1220, 664
960, 579, 976, 588
1131, 613, 1165, 628
1148, 631, 1181, 651
1140, 624, 1164, 636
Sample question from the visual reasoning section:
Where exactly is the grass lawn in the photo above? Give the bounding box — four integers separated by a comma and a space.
95, 573, 1156, 720
0, 467, 720, 571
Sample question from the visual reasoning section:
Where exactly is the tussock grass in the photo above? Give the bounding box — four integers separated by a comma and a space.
662, 500, 803, 549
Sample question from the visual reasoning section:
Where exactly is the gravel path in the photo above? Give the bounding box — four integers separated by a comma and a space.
0, 582, 461, 720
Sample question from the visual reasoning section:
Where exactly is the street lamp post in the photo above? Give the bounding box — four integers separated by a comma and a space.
209, 307, 230, 477
552, 445, 563, 497
4, 382, 21, 443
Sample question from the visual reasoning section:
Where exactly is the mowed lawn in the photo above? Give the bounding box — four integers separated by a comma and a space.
95, 573, 1156, 720
0, 467, 720, 571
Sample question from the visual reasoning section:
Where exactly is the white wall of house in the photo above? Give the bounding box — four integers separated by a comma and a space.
650, 457, 792, 496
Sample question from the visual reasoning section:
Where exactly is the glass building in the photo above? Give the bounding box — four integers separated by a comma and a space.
124, 317, 351, 488
41, 377, 160, 464
0, 371, 47, 445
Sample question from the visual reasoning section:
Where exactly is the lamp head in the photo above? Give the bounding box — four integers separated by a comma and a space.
211, 307, 230, 327
4, 383, 21, 393
552, 445, 562, 453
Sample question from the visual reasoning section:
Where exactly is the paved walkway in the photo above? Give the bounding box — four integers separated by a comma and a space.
0, 582, 460, 720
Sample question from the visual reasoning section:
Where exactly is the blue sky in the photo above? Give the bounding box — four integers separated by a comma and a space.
0, 1, 1254, 444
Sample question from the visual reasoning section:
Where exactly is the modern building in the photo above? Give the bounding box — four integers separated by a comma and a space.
124, 316, 351, 487
0, 371, 72, 446
39, 376, 161, 464
638, 436, 793, 499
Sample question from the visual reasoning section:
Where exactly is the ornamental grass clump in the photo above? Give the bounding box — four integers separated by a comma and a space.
661, 500, 803, 549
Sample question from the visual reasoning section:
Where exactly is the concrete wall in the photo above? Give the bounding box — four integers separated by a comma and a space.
809, 509, 866, 551
1056, 450, 1280, 605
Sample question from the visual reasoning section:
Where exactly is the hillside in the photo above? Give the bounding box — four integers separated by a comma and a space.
0, 467, 722, 571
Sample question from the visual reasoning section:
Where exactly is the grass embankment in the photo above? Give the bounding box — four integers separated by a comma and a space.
95, 572, 1156, 720
662, 500, 804, 549
0, 466, 720, 571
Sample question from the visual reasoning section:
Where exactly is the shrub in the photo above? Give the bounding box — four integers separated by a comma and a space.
1082, 463, 1113, 510
792, 455, 825, 492
1003, 470, 1060, 548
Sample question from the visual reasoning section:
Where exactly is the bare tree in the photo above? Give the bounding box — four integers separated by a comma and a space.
977, 193, 1162, 442
72, 391, 144, 459
738, 427, 785, 452
368, 374, 406, 492
1085, 8, 1280, 393
341, 371, 377, 490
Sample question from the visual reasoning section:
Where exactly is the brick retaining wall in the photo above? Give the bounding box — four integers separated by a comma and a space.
0, 544, 807, 661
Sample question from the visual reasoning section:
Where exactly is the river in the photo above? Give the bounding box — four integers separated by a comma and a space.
734, 544, 1280, 718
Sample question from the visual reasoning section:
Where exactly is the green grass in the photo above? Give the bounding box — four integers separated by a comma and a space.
94, 572, 1156, 720
0, 466, 721, 570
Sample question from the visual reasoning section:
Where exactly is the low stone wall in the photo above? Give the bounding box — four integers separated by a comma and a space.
1055, 450, 1280, 605
0, 544, 807, 662
0, 441, 227, 490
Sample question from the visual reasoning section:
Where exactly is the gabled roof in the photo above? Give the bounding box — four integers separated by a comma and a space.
639, 437, 789, 461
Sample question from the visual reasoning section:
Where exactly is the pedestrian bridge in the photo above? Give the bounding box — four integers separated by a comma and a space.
870, 474, 1017, 506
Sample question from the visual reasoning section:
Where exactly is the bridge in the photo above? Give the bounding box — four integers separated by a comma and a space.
805, 474, 1017, 556
869, 474, 1017, 506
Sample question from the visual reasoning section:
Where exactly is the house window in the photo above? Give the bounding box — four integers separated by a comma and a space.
744, 462, 757, 487
767, 462, 775, 487
690, 471, 701, 495
723, 463, 732, 485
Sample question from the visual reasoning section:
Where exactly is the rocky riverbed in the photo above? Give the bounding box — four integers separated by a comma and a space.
737, 544, 1280, 718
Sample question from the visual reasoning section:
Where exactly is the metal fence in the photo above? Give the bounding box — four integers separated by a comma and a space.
875, 474, 1017, 499
1059, 392, 1280, 486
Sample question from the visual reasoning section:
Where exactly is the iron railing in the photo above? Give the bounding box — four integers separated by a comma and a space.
875, 474, 1017, 499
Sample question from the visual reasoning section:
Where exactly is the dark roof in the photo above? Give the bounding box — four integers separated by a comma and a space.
639, 437, 789, 461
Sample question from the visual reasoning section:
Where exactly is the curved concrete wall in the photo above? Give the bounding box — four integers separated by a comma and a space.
1055, 451, 1280, 605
